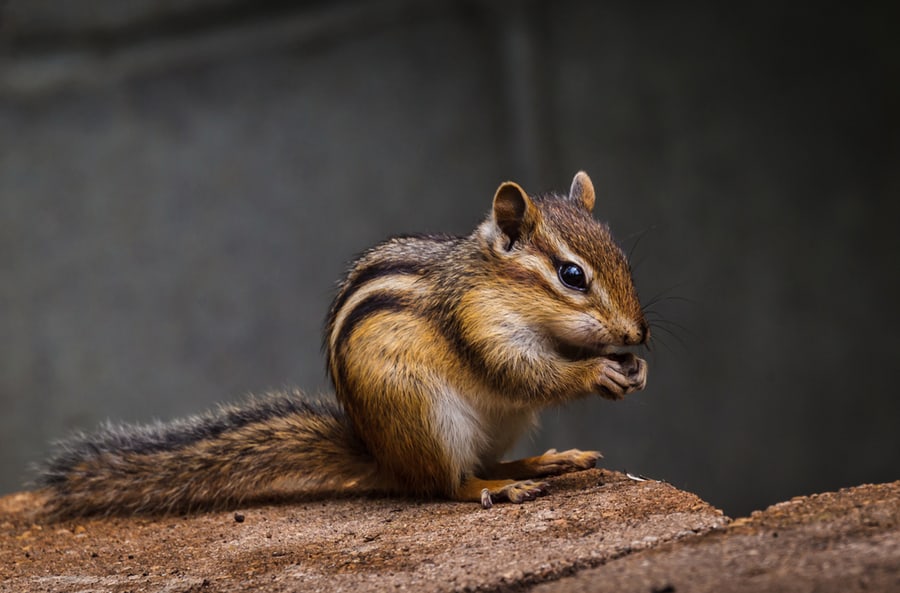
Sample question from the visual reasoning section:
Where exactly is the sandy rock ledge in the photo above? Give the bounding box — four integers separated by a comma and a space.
1, 470, 721, 592
533, 480, 900, 593
1, 470, 896, 592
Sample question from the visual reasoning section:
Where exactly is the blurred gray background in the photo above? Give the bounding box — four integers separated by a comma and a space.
1, 1, 898, 517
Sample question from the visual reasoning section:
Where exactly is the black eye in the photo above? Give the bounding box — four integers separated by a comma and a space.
557, 262, 588, 291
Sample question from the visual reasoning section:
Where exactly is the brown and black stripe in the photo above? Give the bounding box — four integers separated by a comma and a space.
324, 234, 464, 392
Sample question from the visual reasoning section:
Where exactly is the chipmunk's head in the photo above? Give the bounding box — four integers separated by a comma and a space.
480, 171, 649, 358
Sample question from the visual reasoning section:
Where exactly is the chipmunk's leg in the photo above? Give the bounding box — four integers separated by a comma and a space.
455, 476, 548, 508
485, 449, 601, 480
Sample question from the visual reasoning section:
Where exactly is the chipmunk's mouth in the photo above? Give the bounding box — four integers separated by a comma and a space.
555, 342, 599, 362
554, 339, 628, 363
553, 338, 649, 398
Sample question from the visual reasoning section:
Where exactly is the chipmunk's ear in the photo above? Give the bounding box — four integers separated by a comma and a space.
569, 171, 595, 212
493, 181, 537, 249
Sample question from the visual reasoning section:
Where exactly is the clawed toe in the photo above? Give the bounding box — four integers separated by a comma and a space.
503, 480, 549, 503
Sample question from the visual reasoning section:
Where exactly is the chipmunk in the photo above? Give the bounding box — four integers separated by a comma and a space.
38, 171, 649, 517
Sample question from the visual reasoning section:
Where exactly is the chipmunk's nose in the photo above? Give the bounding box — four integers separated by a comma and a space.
624, 321, 650, 346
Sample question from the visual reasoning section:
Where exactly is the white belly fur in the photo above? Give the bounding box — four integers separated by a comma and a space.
432, 385, 538, 476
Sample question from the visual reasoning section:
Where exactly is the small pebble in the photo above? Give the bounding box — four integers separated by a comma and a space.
234, 513, 245, 523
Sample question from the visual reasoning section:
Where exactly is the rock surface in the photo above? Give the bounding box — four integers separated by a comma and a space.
534, 480, 900, 593
1, 470, 724, 592
0, 470, 897, 593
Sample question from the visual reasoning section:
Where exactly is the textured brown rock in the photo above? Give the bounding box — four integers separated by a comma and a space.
533, 481, 900, 593
0, 469, 725, 593
3, 472, 897, 593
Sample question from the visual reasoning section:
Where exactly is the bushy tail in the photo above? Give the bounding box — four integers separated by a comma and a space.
38, 391, 380, 518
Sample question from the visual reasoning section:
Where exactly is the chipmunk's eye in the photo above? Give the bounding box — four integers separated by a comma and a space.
557, 262, 588, 291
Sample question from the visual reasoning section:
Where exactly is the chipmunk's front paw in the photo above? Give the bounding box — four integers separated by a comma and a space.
532, 448, 602, 476
594, 352, 648, 400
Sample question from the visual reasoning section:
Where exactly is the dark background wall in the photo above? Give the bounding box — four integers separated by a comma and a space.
1, 1, 898, 517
